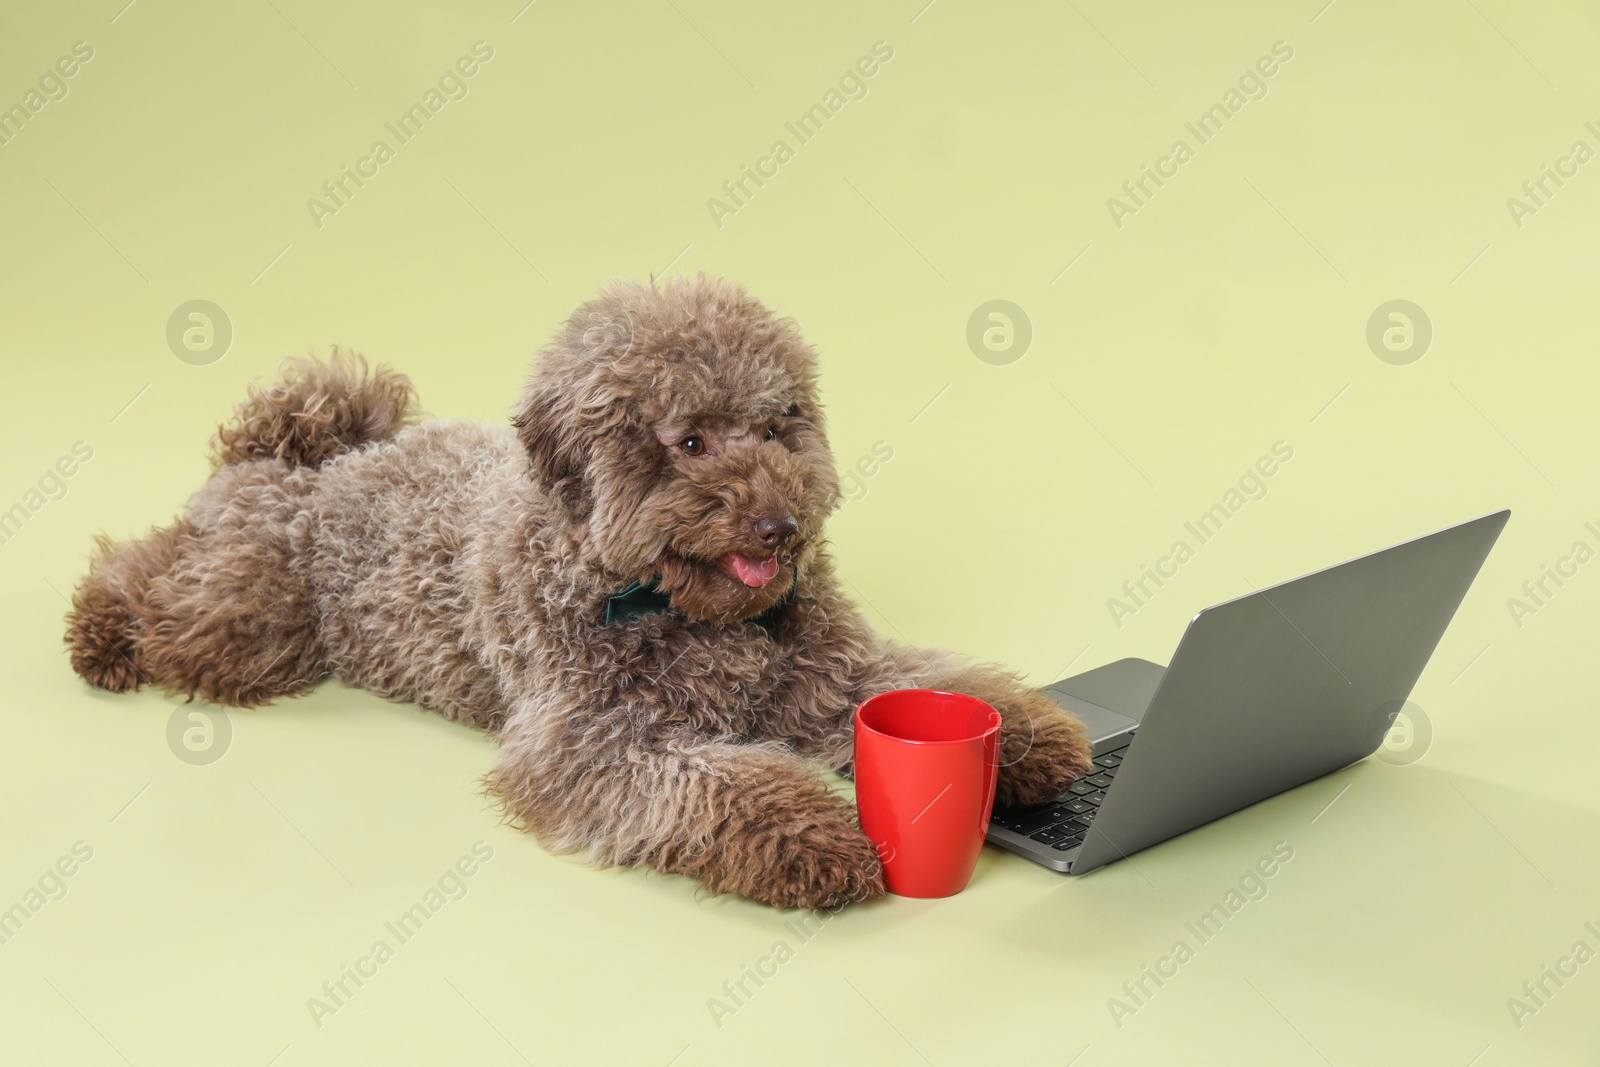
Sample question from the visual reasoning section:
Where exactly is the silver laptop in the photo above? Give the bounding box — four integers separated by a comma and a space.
987, 510, 1509, 875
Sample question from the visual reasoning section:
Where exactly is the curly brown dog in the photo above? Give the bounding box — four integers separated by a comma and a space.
66, 274, 1091, 908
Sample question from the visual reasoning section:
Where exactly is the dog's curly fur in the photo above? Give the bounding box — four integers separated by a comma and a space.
66, 275, 1091, 909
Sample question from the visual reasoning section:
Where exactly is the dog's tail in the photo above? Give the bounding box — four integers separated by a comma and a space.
211, 348, 419, 468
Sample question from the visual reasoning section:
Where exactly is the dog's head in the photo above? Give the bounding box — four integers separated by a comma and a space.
514, 275, 839, 623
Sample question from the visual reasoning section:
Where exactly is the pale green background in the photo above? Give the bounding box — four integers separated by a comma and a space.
2, 0, 1596, 1063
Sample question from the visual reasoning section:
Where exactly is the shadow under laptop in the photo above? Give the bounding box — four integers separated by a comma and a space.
956, 757, 1598, 1057
985, 755, 1596, 968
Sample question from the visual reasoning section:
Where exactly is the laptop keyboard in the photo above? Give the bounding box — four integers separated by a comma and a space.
988, 742, 1130, 853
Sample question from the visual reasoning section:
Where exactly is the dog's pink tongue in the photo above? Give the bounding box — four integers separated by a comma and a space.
729, 553, 779, 587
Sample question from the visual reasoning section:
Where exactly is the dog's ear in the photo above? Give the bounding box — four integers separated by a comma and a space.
513, 379, 589, 514
516, 295, 641, 515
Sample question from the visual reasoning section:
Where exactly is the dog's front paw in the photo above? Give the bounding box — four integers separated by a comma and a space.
739, 793, 886, 910
995, 694, 1093, 807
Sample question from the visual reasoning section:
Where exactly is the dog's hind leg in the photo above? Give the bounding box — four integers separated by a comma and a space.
67, 463, 327, 707
143, 464, 326, 706
67, 520, 194, 693
69, 350, 411, 701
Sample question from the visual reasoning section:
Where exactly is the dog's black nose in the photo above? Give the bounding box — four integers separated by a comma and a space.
754, 514, 797, 548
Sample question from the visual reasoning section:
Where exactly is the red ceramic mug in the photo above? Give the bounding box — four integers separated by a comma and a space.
853, 689, 1002, 898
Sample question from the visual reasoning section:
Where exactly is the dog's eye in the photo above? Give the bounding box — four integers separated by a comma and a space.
763, 428, 777, 442
679, 436, 705, 456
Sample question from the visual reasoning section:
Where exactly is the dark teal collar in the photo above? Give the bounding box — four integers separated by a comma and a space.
603, 579, 674, 623
604, 576, 796, 627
